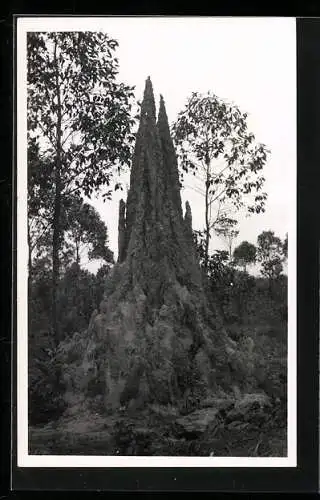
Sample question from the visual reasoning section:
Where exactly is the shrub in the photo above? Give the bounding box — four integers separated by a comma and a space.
29, 346, 67, 425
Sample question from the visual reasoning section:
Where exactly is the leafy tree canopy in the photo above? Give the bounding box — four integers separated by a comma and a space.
257, 230, 284, 280
28, 31, 136, 201
233, 240, 257, 272
214, 217, 239, 260
172, 91, 269, 216
172, 91, 269, 270
64, 197, 114, 265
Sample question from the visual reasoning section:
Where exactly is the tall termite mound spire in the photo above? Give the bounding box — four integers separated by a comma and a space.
82, 78, 234, 411
157, 94, 183, 217
118, 77, 202, 302
124, 76, 162, 259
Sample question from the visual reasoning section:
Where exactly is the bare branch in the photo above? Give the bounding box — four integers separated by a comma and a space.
183, 183, 205, 197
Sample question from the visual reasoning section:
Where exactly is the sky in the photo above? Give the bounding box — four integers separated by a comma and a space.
23, 16, 297, 272
79, 16, 296, 273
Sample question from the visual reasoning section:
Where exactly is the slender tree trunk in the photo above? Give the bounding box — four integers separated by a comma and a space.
76, 240, 80, 265
52, 39, 63, 347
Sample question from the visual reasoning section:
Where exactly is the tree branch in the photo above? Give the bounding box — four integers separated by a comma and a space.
208, 187, 227, 205
37, 120, 57, 150
211, 162, 232, 180
61, 128, 78, 147
29, 219, 52, 253
62, 158, 113, 195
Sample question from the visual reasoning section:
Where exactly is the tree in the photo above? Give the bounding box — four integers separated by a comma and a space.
172, 91, 269, 270
28, 32, 135, 344
64, 197, 114, 266
214, 217, 239, 260
193, 228, 230, 270
257, 231, 284, 280
233, 240, 257, 272
27, 139, 54, 277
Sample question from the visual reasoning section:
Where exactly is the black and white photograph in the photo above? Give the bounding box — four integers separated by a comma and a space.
16, 16, 296, 467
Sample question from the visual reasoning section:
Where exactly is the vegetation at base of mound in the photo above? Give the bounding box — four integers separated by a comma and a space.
29, 393, 286, 456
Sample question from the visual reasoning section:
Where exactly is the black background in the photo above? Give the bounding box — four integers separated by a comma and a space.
1, 11, 320, 494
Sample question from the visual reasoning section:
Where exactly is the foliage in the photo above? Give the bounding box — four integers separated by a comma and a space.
257, 230, 285, 280
28, 31, 136, 199
172, 91, 269, 213
58, 264, 98, 337
233, 240, 257, 272
194, 230, 258, 325
28, 31, 136, 342
214, 217, 239, 260
27, 140, 55, 270
29, 261, 111, 342
29, 193, 114, 273
282, 232, 288, 261
64, 197, 114, 265
172, 91, 269, 268
28, 260, 112, 425
207, 250, 230, 282
193, 229, 229, 273
29, 345, 67, 425
192, 227, 287, 337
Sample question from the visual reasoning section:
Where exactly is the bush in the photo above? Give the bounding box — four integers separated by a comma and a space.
29, 347, 67, 425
